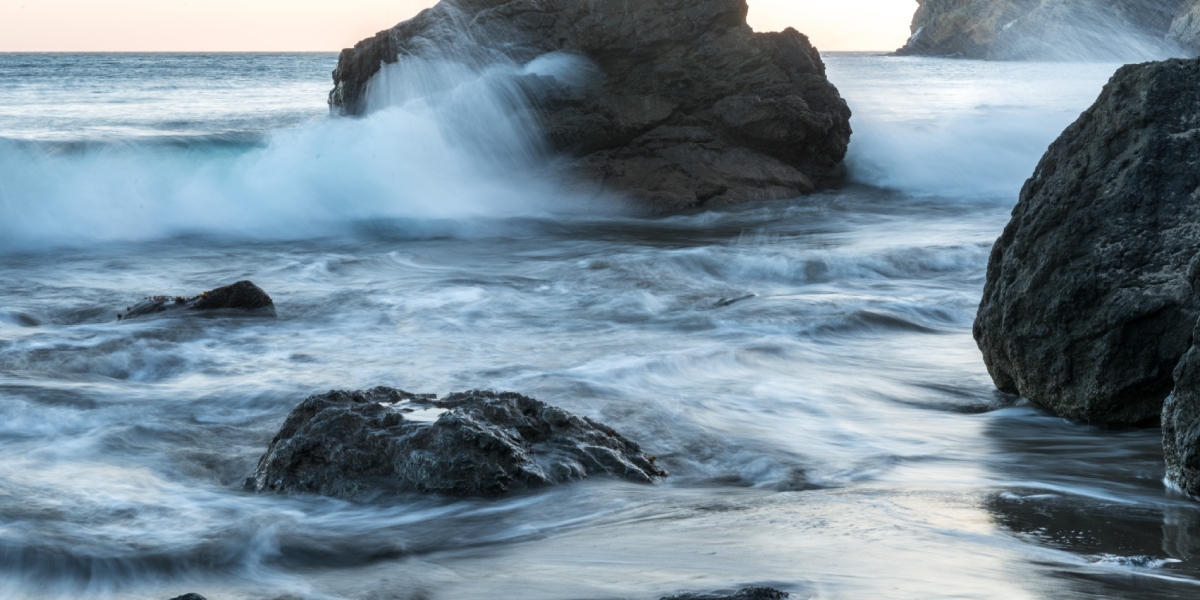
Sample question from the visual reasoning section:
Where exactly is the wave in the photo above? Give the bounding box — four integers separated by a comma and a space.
0, 52, 609, 252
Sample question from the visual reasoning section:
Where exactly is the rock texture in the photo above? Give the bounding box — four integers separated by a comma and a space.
248, 388, 666, 498
118, 280, 275, 320
166, 595, 207, 600
1173, 2, 1200, 52
897, 0, 1198, 60
329, 0, 851, 212
662, 588, 789, 600
974, 57, 1200, 424
1166, 322, 1200, 497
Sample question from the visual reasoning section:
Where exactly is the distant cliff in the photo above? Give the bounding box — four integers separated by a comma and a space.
897, 0, 1200, 60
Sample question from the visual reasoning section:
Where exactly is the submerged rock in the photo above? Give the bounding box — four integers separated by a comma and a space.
1165, 323, 1200, 497
248, 388, 666, 498
896, 0, 1196, 60
974, 57, 1200, 424
661, 588, 789, 600
118, 280, 275, 320
329, 0, 851, 212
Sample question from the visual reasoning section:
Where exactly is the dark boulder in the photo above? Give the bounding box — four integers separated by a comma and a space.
662, 588, 789, 600
167, 595, 207, 600
329, 0, 851, 212
974, 57, 1200, 425
1165, 320, 1200, 497
248, 388, 666, 498
118, 281, 275, 320
896, 0, 1195, 60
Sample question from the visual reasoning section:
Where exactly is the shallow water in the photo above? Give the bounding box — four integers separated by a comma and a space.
1, 51, 1198, 599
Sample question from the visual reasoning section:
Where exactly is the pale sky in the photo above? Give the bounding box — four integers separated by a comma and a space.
0, 0, 917, 52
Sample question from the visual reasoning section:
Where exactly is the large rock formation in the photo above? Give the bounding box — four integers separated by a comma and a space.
974, 57, 1200, 425
897, 0, 1198, 60
1165, 322, 1200, 497
248, 388, 666, 498
117, 280, 275, 320
329, 0, 851, 212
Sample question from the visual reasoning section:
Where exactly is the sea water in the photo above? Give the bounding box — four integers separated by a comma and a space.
0, 51, 1197, 599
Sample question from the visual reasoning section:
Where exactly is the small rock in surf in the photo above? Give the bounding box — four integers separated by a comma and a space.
248, 387, 667, 498
118, 280, 276, 320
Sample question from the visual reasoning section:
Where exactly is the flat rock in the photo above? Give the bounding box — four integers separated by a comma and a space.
118, 280, 275, 320
328, 0, 851, 212
662, 588, 789, 600
248, 388, 666, 498
974, 57, 1200, 424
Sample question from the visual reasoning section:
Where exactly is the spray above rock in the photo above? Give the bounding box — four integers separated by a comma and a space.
328, 0, 852, 213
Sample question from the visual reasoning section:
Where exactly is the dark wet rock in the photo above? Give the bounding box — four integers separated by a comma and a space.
248, 387, 666, 498
661, 588, 789, 600
167, 595, 207, 600
118, 280, 275, 320
896, 0, 1195, 60
329, 0, 851, 212
974, 57, 1200, 425
1165, 322, 1200, 497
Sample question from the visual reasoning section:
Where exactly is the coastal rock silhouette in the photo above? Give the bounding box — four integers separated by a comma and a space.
248, 388, 667, 498
896, 0, 1198, 60
117, 280, 276, 320
328, 0, 851, 212
974, 57, 1200, 425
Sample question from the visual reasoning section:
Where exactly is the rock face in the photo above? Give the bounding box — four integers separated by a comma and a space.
1166, 324, 1200, 497
974, 57, 1200, 425
329, 0, 851, 212
662, 588, 789, 600
118, 280, 275, 320
248, 388, 666, 498
897, 0, 1197, 60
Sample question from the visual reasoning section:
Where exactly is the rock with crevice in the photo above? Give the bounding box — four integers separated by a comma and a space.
1165, 320, 1200, 498
329, 0, 851, 212
248, 387, 667, 498
118, 280, 276, 321
973, 57, 1200, 425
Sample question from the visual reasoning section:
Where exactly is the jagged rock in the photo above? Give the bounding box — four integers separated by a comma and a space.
1165, 322, 1200, 498
329, 0, 851, 212
661, 588, 789, 600
896, 0, 1195, 60
248, 388, 666, 498
973, 57, 1200, 424
118, 281, 275, 320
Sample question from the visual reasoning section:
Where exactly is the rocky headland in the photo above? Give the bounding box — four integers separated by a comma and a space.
328, 0, 852, 212
897, 0, 1200, 59
248, 387, 666, 498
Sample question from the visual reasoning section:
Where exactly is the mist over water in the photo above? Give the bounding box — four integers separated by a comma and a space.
0, 51, 606, 251
3, 50, 1200, 600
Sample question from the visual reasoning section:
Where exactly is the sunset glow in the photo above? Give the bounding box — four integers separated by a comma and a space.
0, 0, 916, 52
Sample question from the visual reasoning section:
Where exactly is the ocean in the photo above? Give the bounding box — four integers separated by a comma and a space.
0, 51, 1196, 599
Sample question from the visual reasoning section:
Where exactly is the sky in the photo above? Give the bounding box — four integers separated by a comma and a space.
0, 0, 917, 52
